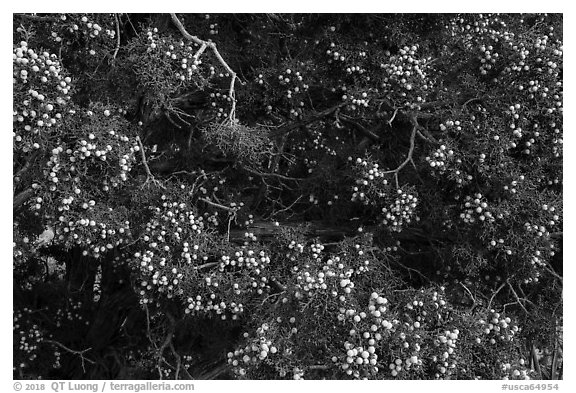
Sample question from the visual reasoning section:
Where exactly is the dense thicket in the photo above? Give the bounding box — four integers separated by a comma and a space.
13, 13, 562, 380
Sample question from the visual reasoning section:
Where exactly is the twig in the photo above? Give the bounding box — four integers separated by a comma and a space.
112, 13, 121, 60
269, 102, 347, 138
392, 258, 429, 283
125, 14, 138, 35
416, 129, 431, 143
170, 13, 241, 122
136, 136, 165, 189
243, 166, 304, 182
43, 339, 94, 373
487, 283, 506, 311
195, 262, 219, 270
199, 197, 237, 213
167, 170, 197, 179
190, 171, 208, 197
388, 107, 399, 126
340, 115, 380, 142
227, 215, 233, 242
18, 24, 31, 42
164, 110, 183, 129
260, 292, 283, 305
458, 282, 476, 309
169, 14, 204, 45
193, 43, 208, 59
143, 304, 158, 348
506, 280, 529, 315
169, 341, 193, 380
381, 114, 418, 187
462, 97, 482, 108
149, 311, 177, 380
270, 195, 303, 218
171, 342, 182, 380
542, 260, 563, 283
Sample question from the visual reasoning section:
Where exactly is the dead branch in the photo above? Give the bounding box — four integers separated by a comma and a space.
243, 166, 305, 182
340, 115, 381, 142
169, 341, 193, 380
156, 313, 177, 380
43, 339, 94, 373
462, 97, 483, 108
170, 13, 240, 121
541, 260, 563, 284
381, 114, 419, 187
506, 280, 529, 315
112, 14, 121, 60
199, 197, 237, 213
392, 258, 429, 283
194, 262, 219, 270
270, 195, 303, 218
269, 102, 347, 138
458, 282, 477, 309
388, 107, 399, 126
487, 283, 506, 311
164, 110, 183, 129
136, 136, 165, 189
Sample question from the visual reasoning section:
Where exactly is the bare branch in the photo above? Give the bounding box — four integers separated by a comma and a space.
540, 259, 563, 283
170, 13, 240, 122
43, 339, 94, 373
488, 282, 506, 311
269, 102, 347, 138
199, 197, 237, 213
506, 280, 529, 315
340, 115, 381, 142
136, 136, 165, 189
169, 14, 205, 45
112, 14, 121, 60
170, 341, 193, 380
270, 195, 303, 218
158, 313, 175, 361
462, 97, 483, 108
381, 114, 419, 184
243, 166, 305, 182
164, 110, 183, 129
458, 282, 476, 310
194, 43, 208, 59
194, 262, 219, 270
388, 107, 399, 126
